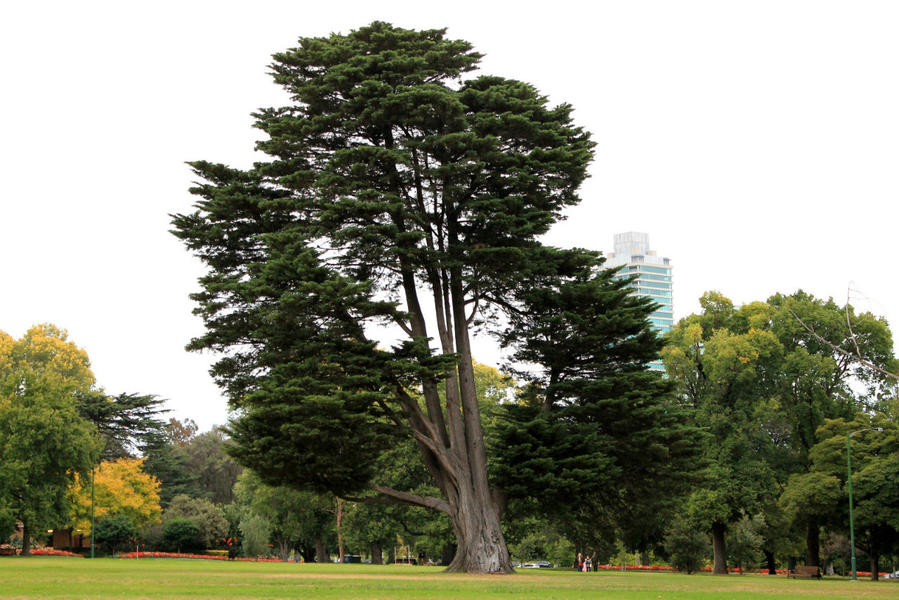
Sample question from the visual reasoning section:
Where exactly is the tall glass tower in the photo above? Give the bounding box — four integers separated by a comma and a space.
604, 232, 673, 370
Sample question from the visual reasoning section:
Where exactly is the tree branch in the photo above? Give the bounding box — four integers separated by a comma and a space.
391, 387, 460, 482
392, 315, 414, 338
845, 285, 864, 366
372, 485, 451, 513
466, 294, 481, 326
789, 309, 898, 381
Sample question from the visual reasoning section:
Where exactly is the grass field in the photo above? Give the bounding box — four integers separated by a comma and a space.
1, 557, 896, 599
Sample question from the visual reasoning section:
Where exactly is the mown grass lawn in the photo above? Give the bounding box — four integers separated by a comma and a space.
1, 557, 896, 599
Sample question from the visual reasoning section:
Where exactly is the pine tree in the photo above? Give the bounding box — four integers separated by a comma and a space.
491, 251, 700, 555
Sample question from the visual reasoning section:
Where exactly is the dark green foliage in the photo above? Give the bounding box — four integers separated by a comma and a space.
727, 514, 765, 573
142, 423, 241, 507
0, 505, 14, 540
164, 494, 228, 549
182, 209, 399, 496
183, 429, 242, 505
799, 416, 899, 578
163, 517, 203, 553
76, 391, 168, 459
171, 21, 593, 498
492, 253, 701, 551
664, 516, 710, 574
141, 441, 197, 508
93, 514, 137, 555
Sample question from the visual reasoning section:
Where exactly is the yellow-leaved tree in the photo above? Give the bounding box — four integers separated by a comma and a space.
69, 457, 162, 535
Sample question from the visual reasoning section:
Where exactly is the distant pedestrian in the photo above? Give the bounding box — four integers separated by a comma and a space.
576, 552, 583, 572
584, 555, 592, 572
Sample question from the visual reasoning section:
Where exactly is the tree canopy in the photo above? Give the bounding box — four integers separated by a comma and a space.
76, 391, 168, 460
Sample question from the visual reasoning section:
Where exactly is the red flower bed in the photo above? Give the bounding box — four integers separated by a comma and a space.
118, 551, 281, 562
30, 548, 84, 557
597, 564, 795, 575
596, 564, 674, 572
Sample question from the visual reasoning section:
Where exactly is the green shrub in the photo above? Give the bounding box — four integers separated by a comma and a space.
163, 517, 203, 553
93, 515, 138, 556
664, 517, 710, 574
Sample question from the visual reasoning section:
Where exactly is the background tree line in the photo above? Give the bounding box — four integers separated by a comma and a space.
1, 305, 897, 577
662, 290, 899, 579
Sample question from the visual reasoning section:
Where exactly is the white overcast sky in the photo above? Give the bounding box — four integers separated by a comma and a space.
2, 1, 897, 431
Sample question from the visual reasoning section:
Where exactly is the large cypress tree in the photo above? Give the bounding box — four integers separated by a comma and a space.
172, 22, 681, 573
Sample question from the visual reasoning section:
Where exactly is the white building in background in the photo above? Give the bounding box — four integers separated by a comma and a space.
604, 232, 673, 371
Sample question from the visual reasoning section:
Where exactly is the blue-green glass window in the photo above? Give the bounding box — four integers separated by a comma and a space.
637, 265, 671, 275
638, 283, 671, 293
639, 274, 672, 282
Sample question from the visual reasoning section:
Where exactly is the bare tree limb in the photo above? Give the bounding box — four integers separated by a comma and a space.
372, 485, 451, 514
846, 282, 865, 364
789, 308, 898, 381
466, 294, 481, 326
393, 385, 443, 447
393, 315, 414, 338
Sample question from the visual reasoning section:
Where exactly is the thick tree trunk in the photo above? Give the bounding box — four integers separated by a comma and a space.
380, 236, 514, 574
298, 543, 315, 563
711, 522, 728, 575
314, 537, 327, 563
444, 265, 514, 574
870, 554, 879, 581
21, 524, 31, 556
445, 497, 511, 573
805, 517, 820, 567
764, 549, 777, 575
336, 498, 344, 563
277, 539, 290, 562
370, 541, 382, 565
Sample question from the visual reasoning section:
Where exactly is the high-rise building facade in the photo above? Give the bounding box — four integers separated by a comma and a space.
604, 232, 673, 370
